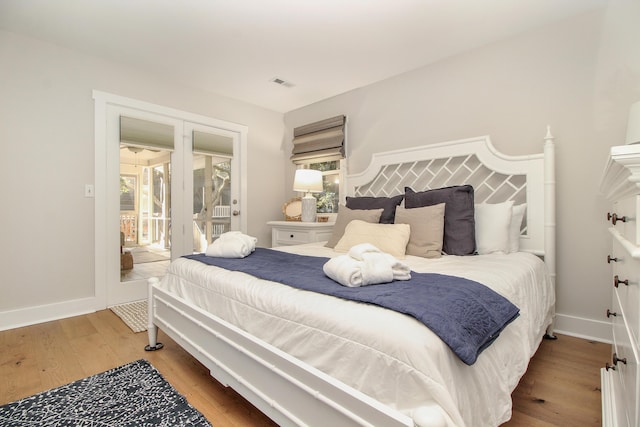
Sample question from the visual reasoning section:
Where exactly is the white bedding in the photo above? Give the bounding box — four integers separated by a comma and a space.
158, 242, 554, 426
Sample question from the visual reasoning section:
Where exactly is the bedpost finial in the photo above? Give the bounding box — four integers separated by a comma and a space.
544, 125, 554, 142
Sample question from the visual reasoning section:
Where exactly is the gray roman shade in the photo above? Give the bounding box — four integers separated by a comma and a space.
192, 131, 234, 158
291, 115, 346, 164
120, 116, 174, 151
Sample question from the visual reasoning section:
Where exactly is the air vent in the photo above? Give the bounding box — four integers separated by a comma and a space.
270, 77, 294, 88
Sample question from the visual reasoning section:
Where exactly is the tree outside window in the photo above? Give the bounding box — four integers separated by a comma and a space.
120, 175, 136, 211
308, 161, 339, 213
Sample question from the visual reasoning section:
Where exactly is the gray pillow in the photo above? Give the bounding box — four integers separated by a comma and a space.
325, 205, 384, 248
404, 185, 476, 255
345, 194, 404, 224
394, 204, 445, 258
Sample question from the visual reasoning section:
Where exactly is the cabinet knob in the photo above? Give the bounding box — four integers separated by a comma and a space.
606, 309, 617, 318
607, 255, 618, 263
614, 275, 629, 288
613, 353, 627, 366
607, 212, 627, 225
605, 362, 616, 371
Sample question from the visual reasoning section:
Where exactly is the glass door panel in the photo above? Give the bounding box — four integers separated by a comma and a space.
189, 126, 239, 253
193, 155, 231, 251
118, 116, 173, 292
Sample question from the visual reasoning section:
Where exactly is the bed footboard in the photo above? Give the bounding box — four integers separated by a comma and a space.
145, 278, 164, 351
146, 278, 449, 427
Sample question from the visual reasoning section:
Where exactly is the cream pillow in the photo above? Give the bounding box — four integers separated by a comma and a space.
394, 204, 445, 258
334, 220, 411, 258
325, 205, 384, 248
474, 201, 513, 254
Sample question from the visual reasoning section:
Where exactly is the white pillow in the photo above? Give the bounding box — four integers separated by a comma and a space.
509, 204, 527, 252
334, 220, 411, 258
474, 201, 513, 254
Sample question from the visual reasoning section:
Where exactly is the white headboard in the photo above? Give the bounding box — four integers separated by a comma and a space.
346, 129, 556, 282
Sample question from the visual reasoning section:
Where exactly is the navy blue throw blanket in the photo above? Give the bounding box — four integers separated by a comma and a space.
185, 248, 519, 365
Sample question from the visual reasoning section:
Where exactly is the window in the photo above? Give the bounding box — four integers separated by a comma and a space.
291, 115, 346, 214
120, 175, 136, 211
307, 161, 341, 213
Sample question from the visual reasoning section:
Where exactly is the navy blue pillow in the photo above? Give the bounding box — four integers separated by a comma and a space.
345, 195, 404, 224
404, 185, 476, 255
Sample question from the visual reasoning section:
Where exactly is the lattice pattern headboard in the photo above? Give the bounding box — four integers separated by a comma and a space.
346, 133, 556, 270
352, 152, 530, 235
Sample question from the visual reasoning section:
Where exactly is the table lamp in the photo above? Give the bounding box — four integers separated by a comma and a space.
293, 169, 323, 222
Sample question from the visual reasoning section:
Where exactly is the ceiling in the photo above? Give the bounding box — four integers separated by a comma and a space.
0, 0, 607, 113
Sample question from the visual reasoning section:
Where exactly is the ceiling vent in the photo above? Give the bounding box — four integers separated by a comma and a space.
271, 77, 294, 88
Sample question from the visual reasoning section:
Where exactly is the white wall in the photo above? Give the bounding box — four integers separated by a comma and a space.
284, 3, 640, 341
0, 30, 286, 324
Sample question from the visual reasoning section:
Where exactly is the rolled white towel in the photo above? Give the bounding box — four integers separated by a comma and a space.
349, 243, 411, 281
324, 243, 411, 287
360, 252, 395, 285
323, 254, 370, 287
347, 242, 384, 260
221, 231, 257, 249
205, 231, 257, 258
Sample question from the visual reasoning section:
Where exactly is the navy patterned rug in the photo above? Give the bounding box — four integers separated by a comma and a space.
0, 359, 212, 427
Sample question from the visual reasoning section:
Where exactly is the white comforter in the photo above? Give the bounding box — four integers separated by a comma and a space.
158, 242, 555, 426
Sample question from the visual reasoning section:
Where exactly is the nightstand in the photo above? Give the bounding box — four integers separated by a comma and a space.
267, 221, 335, 247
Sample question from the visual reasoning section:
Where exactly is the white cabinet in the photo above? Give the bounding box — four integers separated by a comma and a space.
267, 221, 335, 247
601, 144, 640, 427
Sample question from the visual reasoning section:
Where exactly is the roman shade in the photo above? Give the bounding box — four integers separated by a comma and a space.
291, 115, 346, 164
120, 116, 174, 151
192, 130, 233, 158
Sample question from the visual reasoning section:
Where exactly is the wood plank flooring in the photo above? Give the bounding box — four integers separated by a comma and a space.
0, 310, 610, 426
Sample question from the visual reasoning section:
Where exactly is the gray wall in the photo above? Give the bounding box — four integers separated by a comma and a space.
284, 3, 640, 340
0, 30, 285, 317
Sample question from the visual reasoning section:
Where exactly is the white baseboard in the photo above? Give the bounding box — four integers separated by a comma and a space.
0, 297, 97, 332
554, 312, 612, 344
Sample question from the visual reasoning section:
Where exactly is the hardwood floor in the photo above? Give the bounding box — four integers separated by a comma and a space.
505, 334, 609, 426
0, 310, 610, 426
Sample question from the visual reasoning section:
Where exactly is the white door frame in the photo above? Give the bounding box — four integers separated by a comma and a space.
93, 91, 247, 309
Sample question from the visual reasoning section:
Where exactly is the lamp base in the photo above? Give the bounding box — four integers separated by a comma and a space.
300, 194, 317, 222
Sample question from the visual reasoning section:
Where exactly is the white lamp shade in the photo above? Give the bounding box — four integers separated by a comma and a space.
293, 169, 323, 193
626, 100, 640, 145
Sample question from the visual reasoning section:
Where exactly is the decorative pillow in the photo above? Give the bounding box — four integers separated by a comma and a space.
509, 203, 527, 252
474, 201, 514, 254
345, 194, 404, 224
334, 220, 411, 258
325, 205, 384, 248
394, 204, 445, 258
405, 185, 476, 255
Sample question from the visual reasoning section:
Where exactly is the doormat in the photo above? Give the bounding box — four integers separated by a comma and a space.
129, 246, 171, 264
110, 300, 148, 333
0, 359, 212, 426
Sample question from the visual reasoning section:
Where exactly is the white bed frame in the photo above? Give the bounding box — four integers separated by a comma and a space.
146, 129, 557, 427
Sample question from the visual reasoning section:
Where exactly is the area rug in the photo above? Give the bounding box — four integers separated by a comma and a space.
129, 246, 171, 264
110, 300, 148, 333
0, 359, 211, 426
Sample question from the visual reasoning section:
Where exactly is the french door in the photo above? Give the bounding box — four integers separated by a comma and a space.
187, 122, 241, 253
94, 91, 247, 308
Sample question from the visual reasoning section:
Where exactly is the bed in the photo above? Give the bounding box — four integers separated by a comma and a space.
146, 129, 557, 427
